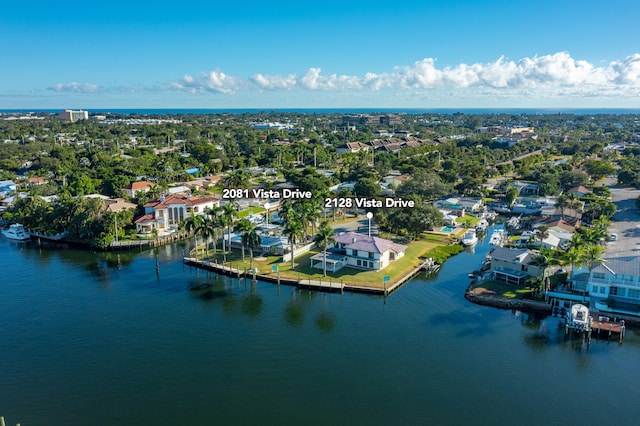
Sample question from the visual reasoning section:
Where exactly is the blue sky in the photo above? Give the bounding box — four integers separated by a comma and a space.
2, 0, 640, 109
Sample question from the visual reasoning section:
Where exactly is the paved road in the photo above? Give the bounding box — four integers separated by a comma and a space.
605, 183, 640, 258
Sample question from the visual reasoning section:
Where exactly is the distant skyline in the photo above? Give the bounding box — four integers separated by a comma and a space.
2, 0, 640, 109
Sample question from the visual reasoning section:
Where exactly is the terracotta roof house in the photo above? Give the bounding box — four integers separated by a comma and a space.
135, 193, 221, 234
310, 232, 407, 272
123, 181, 155, 198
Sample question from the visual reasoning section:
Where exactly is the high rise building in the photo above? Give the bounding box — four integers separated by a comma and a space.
58, 109, 89, 122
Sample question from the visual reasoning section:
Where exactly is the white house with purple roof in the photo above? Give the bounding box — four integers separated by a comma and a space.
311, 231, 407, 272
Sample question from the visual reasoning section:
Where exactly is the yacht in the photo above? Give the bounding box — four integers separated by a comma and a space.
2, 224, 30, 241
461, 230, 478, 246
489, 229, 505, 246
475, 219, 489, 232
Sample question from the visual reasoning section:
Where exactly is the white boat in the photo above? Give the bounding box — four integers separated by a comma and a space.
475, 219, 489, 232
566, 304, 591, 331
489, 229, 505, 246
461, 230, 478, 246
2, 223, 30, 241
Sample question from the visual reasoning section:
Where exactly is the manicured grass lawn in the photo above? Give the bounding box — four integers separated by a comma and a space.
237, 206, 265, 218
455, 216, 481, 227
193, 234, 449, 290
470, 280, 535, 299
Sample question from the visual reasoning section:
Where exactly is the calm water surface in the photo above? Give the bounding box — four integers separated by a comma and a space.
2, 230, 640, 425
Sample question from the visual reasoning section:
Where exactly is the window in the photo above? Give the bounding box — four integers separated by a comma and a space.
593, 272, 605, 279
610, 287, 618, 296
369, 252, 374, 259
357, 260, 362, 266
628, 289, 640, 299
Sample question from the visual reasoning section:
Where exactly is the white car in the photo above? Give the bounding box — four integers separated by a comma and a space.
610, 233, 618, 241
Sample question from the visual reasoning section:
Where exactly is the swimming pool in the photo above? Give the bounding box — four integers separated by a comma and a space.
442, 226, 455, 232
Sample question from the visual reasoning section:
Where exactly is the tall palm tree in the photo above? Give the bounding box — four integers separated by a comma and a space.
313, 222, 336, 277
564, 246, 585, 280
198, 215, 217, 259
283, 213, 304, 269
221, 201, 238, 254
184, 213, 204, 260
239, 219, 262, 269
584, 244, 605, 272
204, 206, 223, 255
534, 225, 550, 247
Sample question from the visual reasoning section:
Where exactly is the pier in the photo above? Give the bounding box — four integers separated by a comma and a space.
182, 257, 437, 296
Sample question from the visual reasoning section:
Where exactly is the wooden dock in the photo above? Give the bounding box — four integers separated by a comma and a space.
591, 316, 626, 342
183, 257, 429, 295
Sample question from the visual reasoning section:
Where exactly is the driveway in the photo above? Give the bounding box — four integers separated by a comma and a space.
605, 183, 640, 258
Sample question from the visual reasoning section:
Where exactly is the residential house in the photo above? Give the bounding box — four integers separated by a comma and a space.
433, 197, 484, 214
566, 185, 592, 198
569, 257, 640, 317
490, 247, 544, 285
135, 193, 221, 234
123, 181, 155, 198
336, 142, 371, 154
310, 232, 407, 272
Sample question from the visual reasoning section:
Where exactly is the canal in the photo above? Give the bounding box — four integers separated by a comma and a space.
1, 228, 639, 425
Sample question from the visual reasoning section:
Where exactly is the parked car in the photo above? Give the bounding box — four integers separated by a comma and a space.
610, 233, 618, 241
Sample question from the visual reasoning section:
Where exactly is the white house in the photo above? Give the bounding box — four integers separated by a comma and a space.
311, 232, 407, 272
135, 193, 221, 234
573, 257, 640, 317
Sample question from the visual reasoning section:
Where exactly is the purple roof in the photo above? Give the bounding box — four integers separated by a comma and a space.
334, 232, 407, 254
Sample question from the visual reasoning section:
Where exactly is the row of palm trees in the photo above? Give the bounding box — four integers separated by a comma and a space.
533, 215, 610, 291
184, 197, 337, 276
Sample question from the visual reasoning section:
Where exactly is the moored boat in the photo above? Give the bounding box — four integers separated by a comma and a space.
2, 223, 30, 241
489, 229, 505, 246
461, 230, 478, 246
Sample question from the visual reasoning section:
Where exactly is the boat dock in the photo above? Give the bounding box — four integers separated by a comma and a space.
591, 316, 626, 342
183, 256, 439, 296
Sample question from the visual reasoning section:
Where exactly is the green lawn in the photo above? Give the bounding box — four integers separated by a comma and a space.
455, 216, 481, 227
471, 280, 535, 299
192, 235, 449, 290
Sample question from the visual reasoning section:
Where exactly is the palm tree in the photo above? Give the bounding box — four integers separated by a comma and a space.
313, 222, 336, 277
584, 244, 605, 272
534, 225, 550, 247
184, 213, 204, 260
221, 201, 238, 254
556, 194, 571, 220
198, 215, 217, 259
240, 219, 262, 269
283, 213, 304, 269
223, 169, 250, 189
204, 206, 223, 255
564, 246, 585, 280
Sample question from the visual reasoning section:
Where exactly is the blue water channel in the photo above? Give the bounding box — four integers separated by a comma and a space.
1, 227, 639, 425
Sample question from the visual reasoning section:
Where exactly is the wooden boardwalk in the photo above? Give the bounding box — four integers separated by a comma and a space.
182, 257, 415, 295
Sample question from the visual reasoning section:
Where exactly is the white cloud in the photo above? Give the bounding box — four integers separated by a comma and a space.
168, 71, 241, 94
49, 52, 640, 102
48, 82, 99, 93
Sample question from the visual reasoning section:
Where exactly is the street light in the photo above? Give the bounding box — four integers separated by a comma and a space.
366, 211, 373, 237
264, 202, 271, 227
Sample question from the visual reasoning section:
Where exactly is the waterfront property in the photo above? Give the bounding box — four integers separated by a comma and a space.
489, 246, 543, 285
570, 257, 640, 317
310, 231, 407, 272
135, 193, 221, 235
